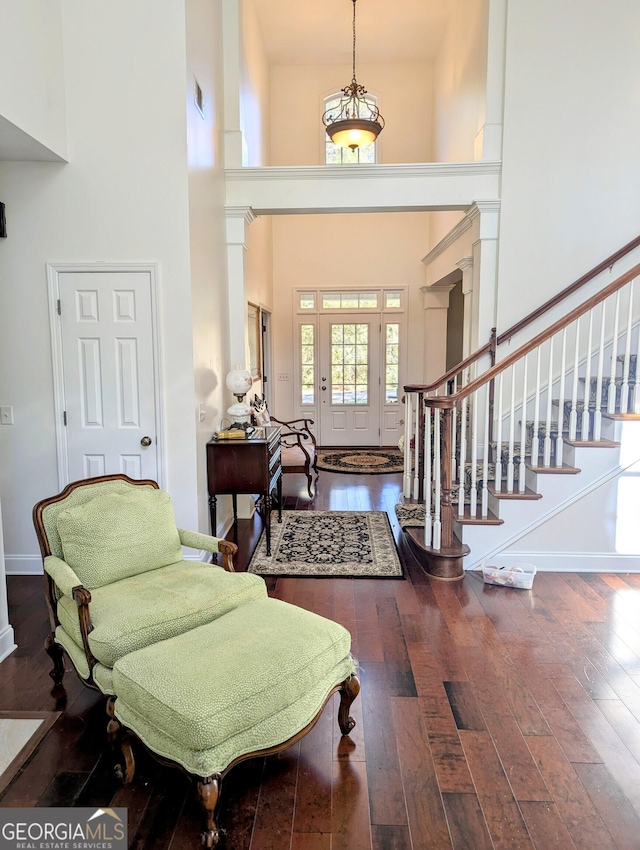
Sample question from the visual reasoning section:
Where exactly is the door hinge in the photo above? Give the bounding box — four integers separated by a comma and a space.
63, 411, 67, 426
57, 299, 61, 315
263, 374, 268, 382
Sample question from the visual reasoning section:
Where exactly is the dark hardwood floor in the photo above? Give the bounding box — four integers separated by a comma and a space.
3, 469, 640, 848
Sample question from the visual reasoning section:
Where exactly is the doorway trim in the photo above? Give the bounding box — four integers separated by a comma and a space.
46, 262, 166, 489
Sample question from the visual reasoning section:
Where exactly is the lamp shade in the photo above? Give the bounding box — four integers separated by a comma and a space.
225, 367, 252, 397
326, 118, 382, 151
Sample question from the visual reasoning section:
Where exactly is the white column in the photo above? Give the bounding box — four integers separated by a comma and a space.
474, 0, 507, 161
456, 256, 474, 360
225, 205, 256, 369
221, 0, 247, 167
467, 201, 500, 357
421, 283, 456, 384
0, 500, 17, 663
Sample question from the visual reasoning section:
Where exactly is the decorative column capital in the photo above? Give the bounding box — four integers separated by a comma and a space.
420, 282, 456, 310
225, 206, 256, 246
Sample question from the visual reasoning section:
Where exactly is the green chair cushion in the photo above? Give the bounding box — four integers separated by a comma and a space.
112, 597, 355, 774
57, 562, 267, 667
56, 488, 183, 589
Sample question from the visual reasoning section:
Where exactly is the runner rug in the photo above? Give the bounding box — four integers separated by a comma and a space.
248, 511, 403, 578
0, 711, 60, 795
316, 449, 404, 475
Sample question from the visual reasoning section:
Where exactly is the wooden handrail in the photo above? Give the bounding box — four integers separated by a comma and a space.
420, 263, 640, 409
405, 233, 640, 397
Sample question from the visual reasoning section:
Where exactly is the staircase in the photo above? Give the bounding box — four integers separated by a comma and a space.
400, 238, 640, 579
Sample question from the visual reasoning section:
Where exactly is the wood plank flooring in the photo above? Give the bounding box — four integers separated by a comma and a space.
3, 469, 640, 847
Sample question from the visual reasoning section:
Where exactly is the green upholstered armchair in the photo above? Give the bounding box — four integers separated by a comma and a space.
33, 474, 267, 694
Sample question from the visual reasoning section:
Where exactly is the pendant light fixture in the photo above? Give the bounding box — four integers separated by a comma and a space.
322, 0, 384, 152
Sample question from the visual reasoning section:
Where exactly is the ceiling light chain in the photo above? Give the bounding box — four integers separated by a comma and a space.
322, 0, 385, 152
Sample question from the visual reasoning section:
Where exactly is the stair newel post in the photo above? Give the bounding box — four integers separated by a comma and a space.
620, 280, 634, 414
543, 336, 554, 468
439, 404, 456, 551
608, 290, 621, 415
519, 355, 528, 493
582, 311, 594, 441
432, 407, 442, 550
556, 328, 567, 468
403, 392, 413, 497
594, 300, 607, 442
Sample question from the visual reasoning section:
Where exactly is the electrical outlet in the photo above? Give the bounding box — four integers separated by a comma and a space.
277, 373, 290, 381
0, 406, 13, 424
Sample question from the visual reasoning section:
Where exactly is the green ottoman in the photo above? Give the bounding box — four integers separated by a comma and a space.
107, 597, 360, 847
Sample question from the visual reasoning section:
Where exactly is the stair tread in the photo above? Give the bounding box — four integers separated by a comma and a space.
454, 507, 504, 526
528, 463, 581, 474
563, 439, 620, 448
489, 484, 542, 500
603, 412, 640, 421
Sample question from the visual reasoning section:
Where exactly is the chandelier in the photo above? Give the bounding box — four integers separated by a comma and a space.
322, 0, 384, 152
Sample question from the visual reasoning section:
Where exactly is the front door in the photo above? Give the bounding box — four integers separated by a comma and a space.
55, 268, 160, 483
318, 314, 381, 446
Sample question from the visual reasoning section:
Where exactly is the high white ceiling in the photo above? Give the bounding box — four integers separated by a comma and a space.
250, 0, 452, 65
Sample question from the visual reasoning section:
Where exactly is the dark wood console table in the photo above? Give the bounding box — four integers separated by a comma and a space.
206, 425, 282, 555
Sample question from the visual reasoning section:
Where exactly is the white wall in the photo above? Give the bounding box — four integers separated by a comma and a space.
0, 0, 201, 572
431, 0, 489, 163
270, 63, 432, 166
497, 0, 640, 331
0, 0, 68, 159
241, 0, 271, 166
271, 212, 430, 420
186, 0, 232, 534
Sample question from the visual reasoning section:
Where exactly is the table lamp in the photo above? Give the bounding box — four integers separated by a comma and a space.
225, 366, 253, 428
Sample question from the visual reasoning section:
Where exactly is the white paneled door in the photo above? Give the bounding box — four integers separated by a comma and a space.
56, 269, 160, 483
318, 314, 381, 446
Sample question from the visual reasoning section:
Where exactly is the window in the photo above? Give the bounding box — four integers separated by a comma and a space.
331, 323, 369, 404
321, 292, 379, 310
385, 323, 400, 404
301, 324, 315, 404
324, 93, 377, 165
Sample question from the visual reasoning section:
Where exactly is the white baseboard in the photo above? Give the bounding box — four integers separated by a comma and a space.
0, 624, 17, 662
5, 555, 43, 575
476, 551, 640, 573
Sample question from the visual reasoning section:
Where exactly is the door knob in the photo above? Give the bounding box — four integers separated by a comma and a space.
321, 386, 327, 391
140, 436, 152, 447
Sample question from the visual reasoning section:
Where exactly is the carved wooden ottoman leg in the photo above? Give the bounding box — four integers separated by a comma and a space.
338, 673, 361, 735
197, 774, 223, 848
44, 632, 65, 684
106, 697, 135, 784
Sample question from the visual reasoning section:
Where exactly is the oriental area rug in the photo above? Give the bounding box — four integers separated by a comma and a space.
316, 449, 404, 475
248, 511, 403, 578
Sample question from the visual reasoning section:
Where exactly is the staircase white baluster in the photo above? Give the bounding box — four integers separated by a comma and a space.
556, 328, 567, 467
413, 396, 420, 499
507, 365, 516, 493
594, 301, 606, 442
451, 375, 458, 480
494, 373, 504, 493
581, 311, 594, 441
608, 291, 621, 415
424, 406, 432, 547
531, 347, 542, 466
403, 392, 413, 497
620, 280, 634, 414
543, 337, 554, 467
519, 356, 528, 493
458, 396, 467, 515
433, 409, 442, 550
470, 390, 479, 517
569, 318, 580, 441
481, 386, 490, 517
635, 278, 640, 413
